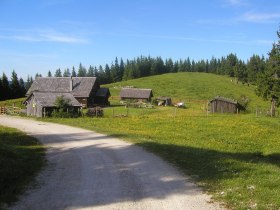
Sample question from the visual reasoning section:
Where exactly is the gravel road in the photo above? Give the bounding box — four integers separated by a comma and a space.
0, 116, 223, 210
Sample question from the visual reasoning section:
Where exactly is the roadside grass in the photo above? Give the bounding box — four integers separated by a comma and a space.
41, 105, 280, 209
0, 125, 45, 209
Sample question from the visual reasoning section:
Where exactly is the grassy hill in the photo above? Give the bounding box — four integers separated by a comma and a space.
104, 72, 270, 109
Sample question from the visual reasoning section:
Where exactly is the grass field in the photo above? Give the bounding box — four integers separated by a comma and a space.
0, 125, 45, 209
39, 73, 280, 209
2, 72, 279, 209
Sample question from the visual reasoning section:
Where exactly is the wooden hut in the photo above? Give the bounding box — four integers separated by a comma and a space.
26, 77, 101, 108
94, 88, 111, 106
120, 88, 153, 102
209, 96, 243, 113
24, 92, 82, 117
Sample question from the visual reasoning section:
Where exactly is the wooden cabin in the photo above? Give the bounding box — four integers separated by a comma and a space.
24, 92, 82, 117
209, 96, 243, 113
120, 88, 153, 102
26, 77, 101, 108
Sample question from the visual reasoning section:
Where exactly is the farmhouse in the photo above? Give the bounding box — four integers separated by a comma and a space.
120, 88, 153, 102
209, 96, 243, 113
24, 77, 109, 117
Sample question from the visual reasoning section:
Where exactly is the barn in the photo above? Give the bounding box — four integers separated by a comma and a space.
120, 88, 153, 102
209, 96, 243, 113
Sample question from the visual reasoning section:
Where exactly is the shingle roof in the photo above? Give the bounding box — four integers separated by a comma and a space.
120, 88, 153, 99
95, 88, 110, 97
26, 77, 97, 97
210, 96, 238, 104
31, 92, 82, 107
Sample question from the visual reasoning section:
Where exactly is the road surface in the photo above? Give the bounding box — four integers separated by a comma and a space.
0, 116, 223, 210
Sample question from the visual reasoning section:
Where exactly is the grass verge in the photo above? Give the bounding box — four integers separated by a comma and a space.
0, 125, 45, 209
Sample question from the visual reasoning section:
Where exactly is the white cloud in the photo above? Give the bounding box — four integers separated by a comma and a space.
239, 11, 280, 23
0, 29, 89, 44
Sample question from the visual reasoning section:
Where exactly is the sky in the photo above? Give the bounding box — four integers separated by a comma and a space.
0, 0, 280, 80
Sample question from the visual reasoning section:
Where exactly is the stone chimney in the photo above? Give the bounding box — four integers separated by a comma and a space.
70, 76, 73, 91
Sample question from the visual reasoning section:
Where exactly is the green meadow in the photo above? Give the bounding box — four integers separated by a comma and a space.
2, 72, 279, 209
41, 73, 280, 209
0, 125, 45, 209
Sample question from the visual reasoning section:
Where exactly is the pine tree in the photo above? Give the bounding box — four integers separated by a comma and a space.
2, 73, 11, 100
104, 64, 111, 84
256, 27, 280, 110
19, 78, 26, 97
47, 70, 52, 77
63, 68, 71, 77
71, 66, 77, 77
119, 58, 125, 80
10, 70, 21, 99
0, 77, 3, 101
87, 65, 94, 77
55, 68, 62, 77
78, 63, 87, 77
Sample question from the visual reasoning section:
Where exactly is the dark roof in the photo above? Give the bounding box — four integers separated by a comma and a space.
120, 88, 153, 99
210, 96, 238, 104
26, 77, 97, 97
26, 92, 82, 107
95, 88, 111, 97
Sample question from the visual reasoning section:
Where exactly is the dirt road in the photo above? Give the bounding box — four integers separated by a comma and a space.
0, 116, 223, 210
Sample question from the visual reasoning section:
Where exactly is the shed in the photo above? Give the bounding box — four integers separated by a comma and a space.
209, 96, 243, 113
24, 92, 82, 117
120, 88, 153, 102
156, 96, 172, 106
94, 88, 111, 106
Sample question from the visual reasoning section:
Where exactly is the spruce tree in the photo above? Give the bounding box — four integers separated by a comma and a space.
10, 70, 21, 99
63, 68, 71, 77
256, 28, 280, 108
55, 68, 62, 77
19, 78, 26, 97
2, 73, 11, 100
71, 66, 77, 77
48, 70, 52, 77
0, 77, 3, 101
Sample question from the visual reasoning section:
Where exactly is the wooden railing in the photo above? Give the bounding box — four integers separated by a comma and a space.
0, 106, 6, 115
0, 106, 21, 115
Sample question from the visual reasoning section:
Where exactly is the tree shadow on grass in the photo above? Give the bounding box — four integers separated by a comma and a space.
135, 142, 280, 183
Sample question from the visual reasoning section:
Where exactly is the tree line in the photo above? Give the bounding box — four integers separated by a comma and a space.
1, 28, 279, 105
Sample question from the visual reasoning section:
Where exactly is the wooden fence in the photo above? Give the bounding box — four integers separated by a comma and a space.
0, 106, 6, 115
0, 106, 21, 115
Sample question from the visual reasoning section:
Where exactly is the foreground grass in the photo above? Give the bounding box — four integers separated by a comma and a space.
0, 125, 45, 209
42, 107, 280, 209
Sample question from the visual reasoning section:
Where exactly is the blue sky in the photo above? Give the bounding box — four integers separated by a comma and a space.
0, 0, 280, 80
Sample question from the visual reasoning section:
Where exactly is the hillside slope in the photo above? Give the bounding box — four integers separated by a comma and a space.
104, 72, 270, 109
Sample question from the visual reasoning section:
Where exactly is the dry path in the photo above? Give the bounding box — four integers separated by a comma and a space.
0, 116, 223, 210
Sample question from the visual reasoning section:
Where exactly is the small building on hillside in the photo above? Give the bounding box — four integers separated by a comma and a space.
24, 92, 82, 117
120, 88, 153, 102
94, 88, 111, 106
209, 96, 243, 113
